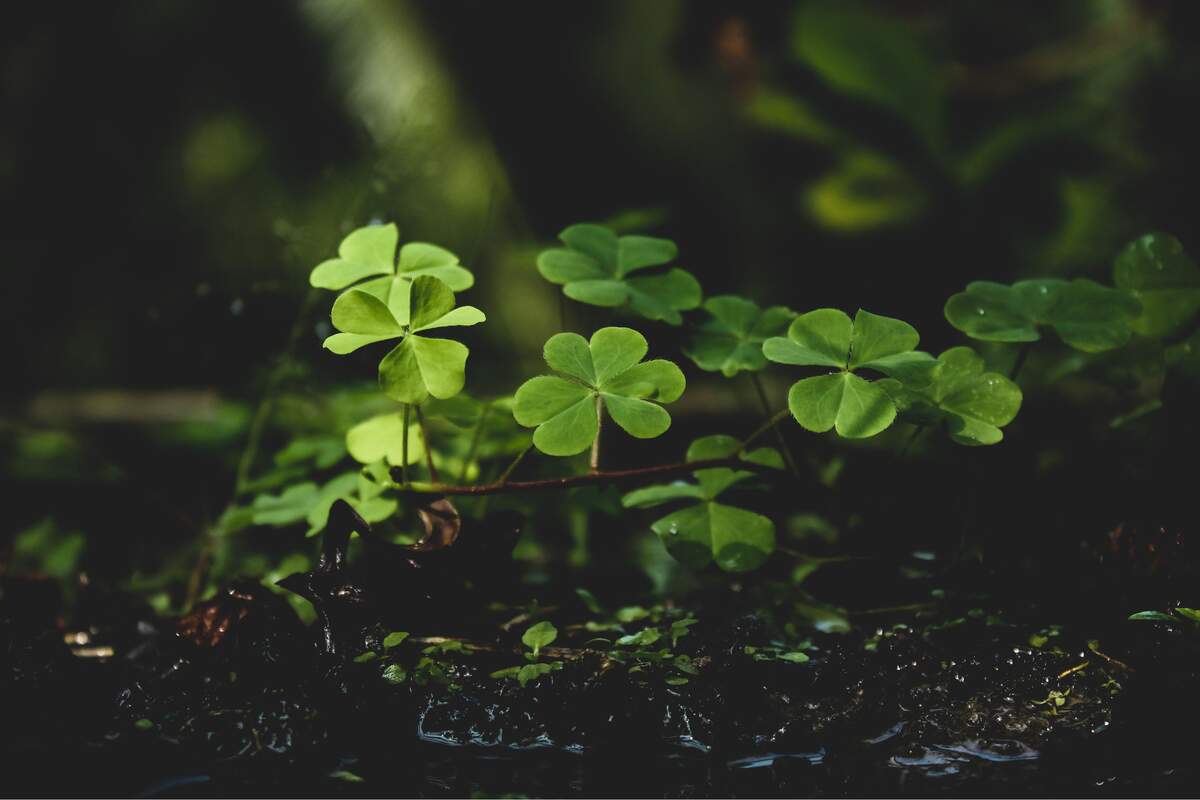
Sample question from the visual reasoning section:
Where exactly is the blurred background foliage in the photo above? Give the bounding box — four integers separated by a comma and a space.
2, 0, 1196, 612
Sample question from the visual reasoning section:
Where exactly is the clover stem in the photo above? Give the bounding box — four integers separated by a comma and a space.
497, 443, 533, 486
589, 394, 604, 473
750, 373, 802, 480
737, 408, 793, 454
458, 403, 491, 484
400, 403, 411, 487
414, 404, 440, 484
1008, 342, 1033, 381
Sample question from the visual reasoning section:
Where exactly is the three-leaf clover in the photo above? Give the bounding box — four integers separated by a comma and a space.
324, 275, 485, 404
513, 327, 686, 456
879, 347, 1023, 445
536, 224, 702, 325
622, 435, 783, 572
944, 278, 1141, 353
762, 309, 936, 438
1113, 233, 1200, 338
684, 295, 796, 377
310, 223, 474, 317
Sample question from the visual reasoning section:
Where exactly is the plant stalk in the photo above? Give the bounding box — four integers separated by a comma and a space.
400, 403, 411, 487
1009, 341, 1033, 381
458, 403, 491, 484
414, 404, 439, 484
589, 394, 604, 473
749, 373, 801, 479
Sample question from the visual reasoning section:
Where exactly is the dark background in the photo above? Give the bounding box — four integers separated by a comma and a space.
2, 0, 1196, 603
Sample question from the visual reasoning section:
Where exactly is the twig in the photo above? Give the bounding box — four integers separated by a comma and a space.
391, 455, 779, 496
497, 444, 533, 486
1009, 342, 1033, 381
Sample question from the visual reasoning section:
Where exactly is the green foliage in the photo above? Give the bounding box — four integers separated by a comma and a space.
345, 412, 424, 466
536, 224, 701, 325
684, 295, 795, 377
623, 435, 783, 572
880, 347, 1023, 445
251, 468, 395, 537
513, 327, 685, 456
763, 308, 935, 437
1113, 233, 1200, 337
521, 620, 558, 658
324, 275, 485, 404
383, 631, 410, 649
790, 1, 943, 148
310, 223, 474, 302
944, 279, 1140, 353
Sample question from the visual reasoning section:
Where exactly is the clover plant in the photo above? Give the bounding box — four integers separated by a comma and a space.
622, 435, 783, 572
879, 347, 1022, 445
513, 327, 685, 459
684, 295, 796, 377
536, 224, 701, 324
1113, 232, 1200, 338
762, 309, 937, 437
944, 278, 1140, 353
490, 621, 565, 687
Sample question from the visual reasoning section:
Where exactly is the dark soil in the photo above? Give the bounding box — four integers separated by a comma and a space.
4, 548, 1200, 798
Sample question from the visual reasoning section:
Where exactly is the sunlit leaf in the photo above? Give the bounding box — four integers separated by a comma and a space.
513, 327, 685, 456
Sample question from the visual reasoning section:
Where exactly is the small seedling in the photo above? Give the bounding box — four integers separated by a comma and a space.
491, 621, 565, 687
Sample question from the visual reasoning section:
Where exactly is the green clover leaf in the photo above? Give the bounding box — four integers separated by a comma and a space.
536, 224, 702, 325
251, 471, 396, 537
762, 309, 936, 438
513, 327, 685, 456
1113, 233, 1200, 338
684, 295, 796, 377
322, 275, 485, 405
622, 435, 782, 572
944, 278, 1141, 353
879, 346, 1023, 446
310, 223, 474, 321
345, 412, 424, 466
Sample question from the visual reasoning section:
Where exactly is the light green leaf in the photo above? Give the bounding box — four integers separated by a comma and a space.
414, 305, 486, 332
1114, 233, 1200, 337
621, 482, 707, 509
602, 394, 671, 438
345, 412, 424, 466
407, 275, 456, 330
513, 376, 593, 426
538, 224, 699, 325
788, 372, 895, 438
397, 242, 474, 291
651, 501, 775, 572
848, 309, 920, 367
310, 223, 398, 289
328, 289, 402, 342
527, 392, 598, 456
522, 621, 558, 656
763, 308, 853, 368
616, 628, 662, 647
1050, 279, 1141, 352
514, 327, 685, 456
590, 327, 648, 385
516, 662, 560, 687
378, 336, 469, 404
685, 296, 795, 377
543, 332, 596, 384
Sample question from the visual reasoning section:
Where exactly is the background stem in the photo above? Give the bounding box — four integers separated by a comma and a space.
414, 404, 439, 483
750, 372, 802, 479
400, 403, 411, 486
